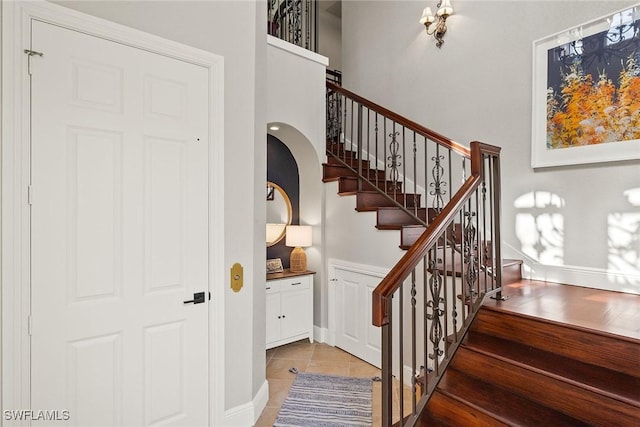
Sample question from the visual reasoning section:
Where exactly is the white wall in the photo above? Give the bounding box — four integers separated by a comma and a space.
47, 0, 267, 413
253, 0, 269, 407
319, 7, 342, 71
266, 38, 328, 328
342, 1, 640, 294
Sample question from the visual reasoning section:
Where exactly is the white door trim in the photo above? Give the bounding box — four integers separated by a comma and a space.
1, 1, 226, 424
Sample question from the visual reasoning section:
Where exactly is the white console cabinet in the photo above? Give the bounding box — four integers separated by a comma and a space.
266, 270, 315, 349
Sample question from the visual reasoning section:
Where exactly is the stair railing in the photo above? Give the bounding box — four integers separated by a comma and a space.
326, 80, 471, 227
325, 80, 504, 426
373, 142, 504, 427
268, 0, 318, 52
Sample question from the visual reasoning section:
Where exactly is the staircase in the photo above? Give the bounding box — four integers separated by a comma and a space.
323, 78, 640, 426
419, 303, 640, 426
323, 150, 431, 249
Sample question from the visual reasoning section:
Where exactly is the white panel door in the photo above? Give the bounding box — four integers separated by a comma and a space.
30, 20, 209, 426
334, 268, 382, 367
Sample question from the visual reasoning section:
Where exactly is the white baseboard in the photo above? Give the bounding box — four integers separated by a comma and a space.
223, 380, 269, 426
313, 325, 329, 343
503, 242, 640, 295
528, 263, 640, 295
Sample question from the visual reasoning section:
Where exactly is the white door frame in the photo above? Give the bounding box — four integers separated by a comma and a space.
1, 1, 226, 424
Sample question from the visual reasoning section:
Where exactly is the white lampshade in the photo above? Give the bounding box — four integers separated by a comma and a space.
419, 7, 432, 24
285, 225, 312, 248
437, 0, 453, 16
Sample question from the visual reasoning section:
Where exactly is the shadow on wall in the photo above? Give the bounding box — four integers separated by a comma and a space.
608, 187, 640, 293
514, 191, 565, 266
514, 189, 640, 294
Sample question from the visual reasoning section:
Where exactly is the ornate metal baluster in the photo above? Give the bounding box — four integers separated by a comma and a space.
288, 0, 303, 46
304, 0, 311, 50
413, 133, 418, 215
410, 269, 417, 413
326, 90, 341, 143
430, 150, 447, 212
427, 253, 444, 373
387, 128, 402, 190
463, 210, 478, 304
482, 178, 490, 292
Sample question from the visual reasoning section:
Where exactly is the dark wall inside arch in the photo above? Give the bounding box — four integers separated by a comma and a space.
267, 134, 300, 269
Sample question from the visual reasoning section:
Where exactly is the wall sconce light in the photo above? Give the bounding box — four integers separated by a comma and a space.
286, 225, 312, 273
419, 0, 453, 48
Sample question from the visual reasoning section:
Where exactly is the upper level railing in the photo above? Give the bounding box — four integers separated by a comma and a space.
268, 0, 318, 52
326, 79, 504, 426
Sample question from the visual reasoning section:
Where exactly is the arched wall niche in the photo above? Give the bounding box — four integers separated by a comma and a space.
267, 135, 299, 267
267, 123, 325, 328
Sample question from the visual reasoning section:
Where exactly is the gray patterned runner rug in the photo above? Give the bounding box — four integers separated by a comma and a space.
274, 373, 372, 427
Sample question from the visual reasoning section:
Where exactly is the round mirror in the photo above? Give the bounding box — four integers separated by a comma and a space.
266, 181, 292, 247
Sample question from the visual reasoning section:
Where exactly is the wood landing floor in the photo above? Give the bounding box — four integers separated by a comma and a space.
489, 280, 640, 340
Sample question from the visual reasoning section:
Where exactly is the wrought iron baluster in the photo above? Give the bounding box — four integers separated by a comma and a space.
488, 157, 496, 290
398, 284, 404, 427
413, 132, 417, 216
387, 124, 401, 194
427, 251, 444, 374
381, 312, 392, 427
430, 146, 447, 212
481, 162, 489, 294
463, 207, 478, 305
410, 269, 417, 414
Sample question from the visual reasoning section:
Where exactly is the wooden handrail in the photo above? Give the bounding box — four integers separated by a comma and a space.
372, 141, 501, 326
327, 81, 471, 158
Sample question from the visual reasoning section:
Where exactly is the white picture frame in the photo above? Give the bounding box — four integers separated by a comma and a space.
531, 4, 640, 168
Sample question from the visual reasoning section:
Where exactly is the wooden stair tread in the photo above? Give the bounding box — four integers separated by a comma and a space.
462, 331, 640, 407
432, 368, 591, 427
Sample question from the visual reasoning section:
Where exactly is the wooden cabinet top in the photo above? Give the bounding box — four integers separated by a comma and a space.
266, 269, 316, 281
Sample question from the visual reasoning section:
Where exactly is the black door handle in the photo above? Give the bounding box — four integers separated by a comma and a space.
184, 292, 206, 304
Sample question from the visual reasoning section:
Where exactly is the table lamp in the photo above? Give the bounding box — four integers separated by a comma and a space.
285, 225, 312, 273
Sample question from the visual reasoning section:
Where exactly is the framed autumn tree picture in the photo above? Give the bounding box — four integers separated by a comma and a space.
532, 4, 640, 167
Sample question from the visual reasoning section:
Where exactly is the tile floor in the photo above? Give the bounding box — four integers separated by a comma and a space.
255, 340, 412, 426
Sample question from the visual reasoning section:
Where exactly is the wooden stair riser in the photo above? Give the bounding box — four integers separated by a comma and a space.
472, 309, 639, 378
461, 332, 640, 407
327, 155, 371, 170
376, 207, 435, 229
450, 347, 640, 426
420, 391, 507, 427
433, 369, 590, 427
322, 164, 386, 182
400, 226, 426, 248
355, 191, 421, 211
338, 177, 401, 195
